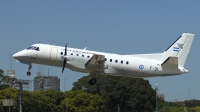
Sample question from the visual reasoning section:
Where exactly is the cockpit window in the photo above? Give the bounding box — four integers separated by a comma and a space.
31, 47, 37, 50
35, 47, 40, 51
26, 46, 34, 50
26, 46, 40, 51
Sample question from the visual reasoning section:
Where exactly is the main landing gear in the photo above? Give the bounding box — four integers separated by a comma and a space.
89, 78, 96, 85
26, 64, 32, 76
88, 72, 97, 85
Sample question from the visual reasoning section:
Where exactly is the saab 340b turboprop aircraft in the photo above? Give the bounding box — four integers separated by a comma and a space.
13, 33, 194, 85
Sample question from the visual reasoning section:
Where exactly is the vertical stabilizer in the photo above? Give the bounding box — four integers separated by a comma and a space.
161, 33, 195, 67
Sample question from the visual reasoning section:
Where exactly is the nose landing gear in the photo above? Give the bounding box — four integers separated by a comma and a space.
27, 71, 31, 76
26, 64, 32, 76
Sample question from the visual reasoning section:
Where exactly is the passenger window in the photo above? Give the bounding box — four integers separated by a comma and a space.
121, 61, 123, 64
115, 60, 118, 63
76, 54, 79, 56
105, 58, 107, 61
71, 53, 73, 55
110, 59, 112, 62
126, 61, 129, 64
60, 52, 63, 55
82, 55, 84, 57
87, 56, 90, 58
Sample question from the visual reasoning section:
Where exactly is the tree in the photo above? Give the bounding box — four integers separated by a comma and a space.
158, 101, 184, 112
0, 69, 8, 90
188, 106, 200, 111
23, 90, 65, 112
72, 75, 156, 112
23, 91, 49, 112
42, 90, 64, 111
0, 69, 3, 75
0, 87, 19, 112
0, 87, 18, 99
62, 90, 103, 112
184, 99, 200, 107
0, 69, 16, 90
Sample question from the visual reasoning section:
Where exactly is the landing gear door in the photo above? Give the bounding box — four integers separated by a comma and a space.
50, 47, 58, 61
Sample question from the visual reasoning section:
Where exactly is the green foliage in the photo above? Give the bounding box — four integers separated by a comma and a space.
158, 101, 200, 112
62, 90, 103, 112
1, 72, 200, 112
158, 101, 184, 112
43, 90, 64, 111
185, 99, 200, 107
188, 106, 200, 112
23, 90, 64, 112
0, 69, 4, 75
0, 87, 102, 112
0, 87, 18, 99
158, 106, 184, 112
158, 101, 184, 108
0, 69, 16, 90
0, 87, 19, 112
72, 75, 156, 112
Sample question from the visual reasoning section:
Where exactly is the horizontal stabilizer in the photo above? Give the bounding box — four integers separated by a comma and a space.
161, 57, 178, 67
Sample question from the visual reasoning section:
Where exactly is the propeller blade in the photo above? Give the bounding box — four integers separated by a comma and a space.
64, 44, 67, 56
62, 43, 67, 73
62, 58, 66, 73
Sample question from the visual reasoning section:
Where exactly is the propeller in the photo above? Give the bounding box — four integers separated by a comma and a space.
62, 44, 67, 73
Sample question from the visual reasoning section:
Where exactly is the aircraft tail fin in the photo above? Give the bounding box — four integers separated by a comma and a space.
161, 33, 195, 67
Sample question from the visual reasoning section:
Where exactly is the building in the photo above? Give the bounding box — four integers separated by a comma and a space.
34, 76, 60, 91
7, 70, 15, 78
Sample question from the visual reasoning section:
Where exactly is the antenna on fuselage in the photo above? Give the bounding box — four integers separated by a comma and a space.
83, 47, 87, 50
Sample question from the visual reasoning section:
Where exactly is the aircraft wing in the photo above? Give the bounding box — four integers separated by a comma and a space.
85, 54, 106, 70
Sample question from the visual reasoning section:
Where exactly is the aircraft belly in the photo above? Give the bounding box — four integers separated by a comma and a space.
119, 70, 157, 78
119, 68, 182, 78
31, 58, 62, 67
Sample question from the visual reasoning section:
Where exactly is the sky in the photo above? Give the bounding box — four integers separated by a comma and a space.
0, 1, 200, 101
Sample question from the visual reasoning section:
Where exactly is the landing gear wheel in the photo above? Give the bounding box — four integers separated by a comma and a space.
27, 64, 32, 76
89, 78, 96, 85
27, 72, 31, 76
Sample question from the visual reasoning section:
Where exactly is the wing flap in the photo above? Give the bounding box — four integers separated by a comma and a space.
85, 54, 105, 70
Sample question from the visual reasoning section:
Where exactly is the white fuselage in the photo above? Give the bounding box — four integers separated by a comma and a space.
13, 43, 187, 78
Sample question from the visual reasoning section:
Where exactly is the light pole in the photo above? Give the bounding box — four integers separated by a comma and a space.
66, 89, 69, 112
15, 80, 29, 112
155, 84, 158, 111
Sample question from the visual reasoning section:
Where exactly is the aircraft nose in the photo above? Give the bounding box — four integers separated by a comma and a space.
13, 51, 26, 60
13, 52, 20, 59
13, 53, 17, 58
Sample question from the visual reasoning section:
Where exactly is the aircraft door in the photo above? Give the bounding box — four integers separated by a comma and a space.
50, 47, 58, 61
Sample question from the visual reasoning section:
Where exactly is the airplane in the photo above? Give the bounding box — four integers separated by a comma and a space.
13, 33, 195, 85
